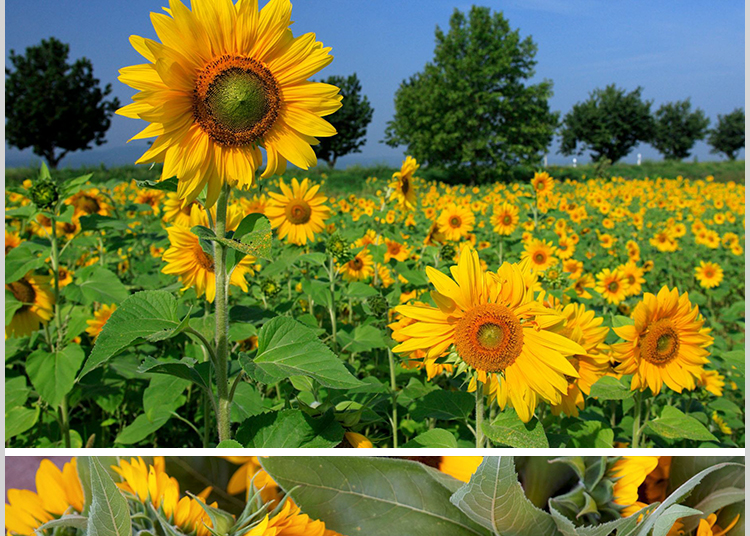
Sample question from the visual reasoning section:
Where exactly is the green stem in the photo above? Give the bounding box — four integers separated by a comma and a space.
60, 395, 71, 448
632, 390, 642, 448
49, 216, 62, 346
213, 184, 232, 443
387, 348, 398, 448
475, 380, 485, 448
328, 256, 338, 350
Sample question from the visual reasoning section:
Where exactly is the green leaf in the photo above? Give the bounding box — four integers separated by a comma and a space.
410, 390, 475, 422
217, 439, 243, 448
261, 457, 487, 536
84, 457, 131, 536
136, 176, 179, 192
5, 405, 39, 439
114, 409, 171, 445
138, 356, 210, 391
5, 242, 45, 283
79, 214, 130, 231
566, 421, 614, 448
338, 324, 388, 352
651, 505, 703, 536
37, 515, 88, 532
482, 411, 549, 448
611, 315, 634, 328
251, 316, 362, 389
143, 375, 189, 417
401, 428, 458, 448
721, 350, 745, 374
231, 213, 272, 261
70, 265, 129, 305
345, 281, 379, 298
79, 291, 188, 378
5, 290, 23, 325
574, 504, 653, 536
26, 345, 85, 407
589, 376, 630, 400
450, 456, 556, 536
5, 376, 30, 408
235, 409, 344, 448
647, 406, 717, 442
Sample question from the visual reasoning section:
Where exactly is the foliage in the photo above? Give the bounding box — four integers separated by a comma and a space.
384, 6, 558, 183
651, 99, 710, 160
559, 84, 654, 163
5, 37, 120, 168
707, 108, 745, 161
313, 73, 374, 168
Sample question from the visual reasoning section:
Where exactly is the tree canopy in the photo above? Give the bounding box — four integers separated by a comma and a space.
650, 99, 709, 160
707, 108, 745, 161
6, 37, 120, 168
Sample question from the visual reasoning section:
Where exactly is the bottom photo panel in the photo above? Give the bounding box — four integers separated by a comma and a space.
5, 455, 745, 536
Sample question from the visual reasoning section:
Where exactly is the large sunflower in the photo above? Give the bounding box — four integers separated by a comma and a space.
162, 205, 256, 302
391, 246, 584, 422
389, 156, 419, 211
266, 178, 330, 245
118, 0, 342, 207
6, 272, 55, 338
612, 286, 713, 394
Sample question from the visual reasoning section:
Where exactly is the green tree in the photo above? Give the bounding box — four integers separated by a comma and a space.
707, 108, 745, 160
314, 73, 373, 168
560, 84, 653, 163
384, 6, 558, 183
5, 37, 120, 168
651, 99, 709, 160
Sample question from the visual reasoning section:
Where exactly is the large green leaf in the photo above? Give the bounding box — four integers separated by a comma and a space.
450, 457, 557, 536
5, 242, 46, 284
235, 409, 344, 448
250, 316, 362, 389
5, 405, 39, 438
114, 410, 171, 445
401, 428, 458, 448
83, 457, 131, 536
26, 345, 85, 407
79, 291, 189, 378
482, 411, 549, 448
410, 390, 474, 422
647, 406, 717, 442
589, 376, 630, 400
261, 457, 488, 536
67, 265, 129, 305
5, 290, 23, 325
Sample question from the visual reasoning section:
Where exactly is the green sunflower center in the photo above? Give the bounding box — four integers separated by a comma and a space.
206, 69, 269, 134
476, 323, 505, 349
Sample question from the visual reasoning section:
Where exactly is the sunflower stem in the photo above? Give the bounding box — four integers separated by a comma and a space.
214, 184, 232, 443
328, 256, 338, 351
387, 348, 398, 448
475, 380, 485, 448
632, 390, 642, 448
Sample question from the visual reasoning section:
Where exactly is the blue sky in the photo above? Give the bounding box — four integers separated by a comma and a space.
5, 0, 745, 168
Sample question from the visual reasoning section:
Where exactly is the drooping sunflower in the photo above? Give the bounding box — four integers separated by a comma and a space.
223, 456, 281, 505
162, 205, 256, 302
266, 178, 330, 245
609, 456, 660, 516
699, 369, 725, 397
612, 286, 713, 394
162, 192, 200, 227
243, 500, 338, 536
694, 261, 724, 289
86, 304, 117, 340
5, 458, 84, 536
595, 268, 630, 305
391, 246, 584, 422
437, 203, 475, 241
6, 272, 55, 338
389, 156, 419, 211
339, 248, 374, 282
490, 202, 519, 235
521, 238, 558, 272
694, 513, 740, 536
118, 0, 342, 207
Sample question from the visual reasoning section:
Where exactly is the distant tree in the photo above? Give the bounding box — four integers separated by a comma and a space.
560, 85, 654, 163
651, 99, 709, 160
707, 108, 745, 160
5, 37, 120, 168
314, 73, 373, 168
384, 6, 558, 183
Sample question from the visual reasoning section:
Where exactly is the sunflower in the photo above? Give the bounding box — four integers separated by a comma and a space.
6, 272, 55, 338
609, 456, 660, 516
391, 245, 584, 422
223, 456, 281, 505
118, 0, 342, 207
54, 266, 74, 288
619, 261, 645, 297
162, 192, 200, 227
389, 156, 419, 211
343, 431, 373, 448
694, 261, 723, 289
339, 248, 374, 282
162, 205, 256, 302
695, 513, 740, 536
266, 178, 330, 245
490, 202, 519, 235
699, 369, 725, 397
595, 268, 630, 305
243, 500, 337, 536
401, 457, 483, 484
134, 189, 165, 215
5, 458, 84, 535
613, 286, 713, 394
383, 238, 411, 262
65, 188, 113, 217
6, 230, 22, 254
240, 193, 269, 215
521, 238, 558, 272
86, 304, 117, 340
437, 203, 475, 241
531, 171, 554, 196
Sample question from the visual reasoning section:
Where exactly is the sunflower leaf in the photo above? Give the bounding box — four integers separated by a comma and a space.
235, 408, 344, 448
401, 428, 459, 448
5, 290, 23, 325
450, 456, 557, 536
84, 457, 132, 536
136, 176, 179, 192
589, 376, 630, 400
646, 406, 717, 442
26, 345, 85, 407
4, 241, 46, 284
482, 410, 549, 448
261, 456, 489, 536
36, 515, 89, 532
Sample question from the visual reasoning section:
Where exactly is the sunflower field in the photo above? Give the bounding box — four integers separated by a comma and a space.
5, 455, 745, 536
4, 157, 745, 449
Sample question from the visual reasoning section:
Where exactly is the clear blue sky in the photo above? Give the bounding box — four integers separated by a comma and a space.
5, 0, 745, 168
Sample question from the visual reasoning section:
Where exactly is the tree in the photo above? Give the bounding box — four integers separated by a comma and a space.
384, 6, 558, 183
559, 85, 654, 163
6, 37, 120, 168
313, 73, 373, 168
651, 99, 709, 160
707, 108, 745, 160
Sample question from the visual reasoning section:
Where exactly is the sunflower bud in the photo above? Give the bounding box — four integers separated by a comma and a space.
28, 178, 59, 210
366, 294, 389, 318
326, 233, 352, 262
440, 243, 455, 259
260, 277, 280, 298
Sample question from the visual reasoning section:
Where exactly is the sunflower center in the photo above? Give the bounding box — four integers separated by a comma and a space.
640, 319, 680, 365
77, 195, 101, 214
503, 215, 512, 225
192, 243, 215, 273
350, 257, 364, 270
401, 177, 410, 194
449, 216, 462, 228
9, 279, 36, 306
534, 252, 546, 264
194, 55, 280, 147
608, 281, 619, 292
285, 200, 312, 225
455, 303, 524, 373
704, 268, 714, 278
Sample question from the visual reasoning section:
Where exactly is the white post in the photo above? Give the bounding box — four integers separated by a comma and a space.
573, 158, 577, 168
637, 153, 642, 165
543, 155, 548, 168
